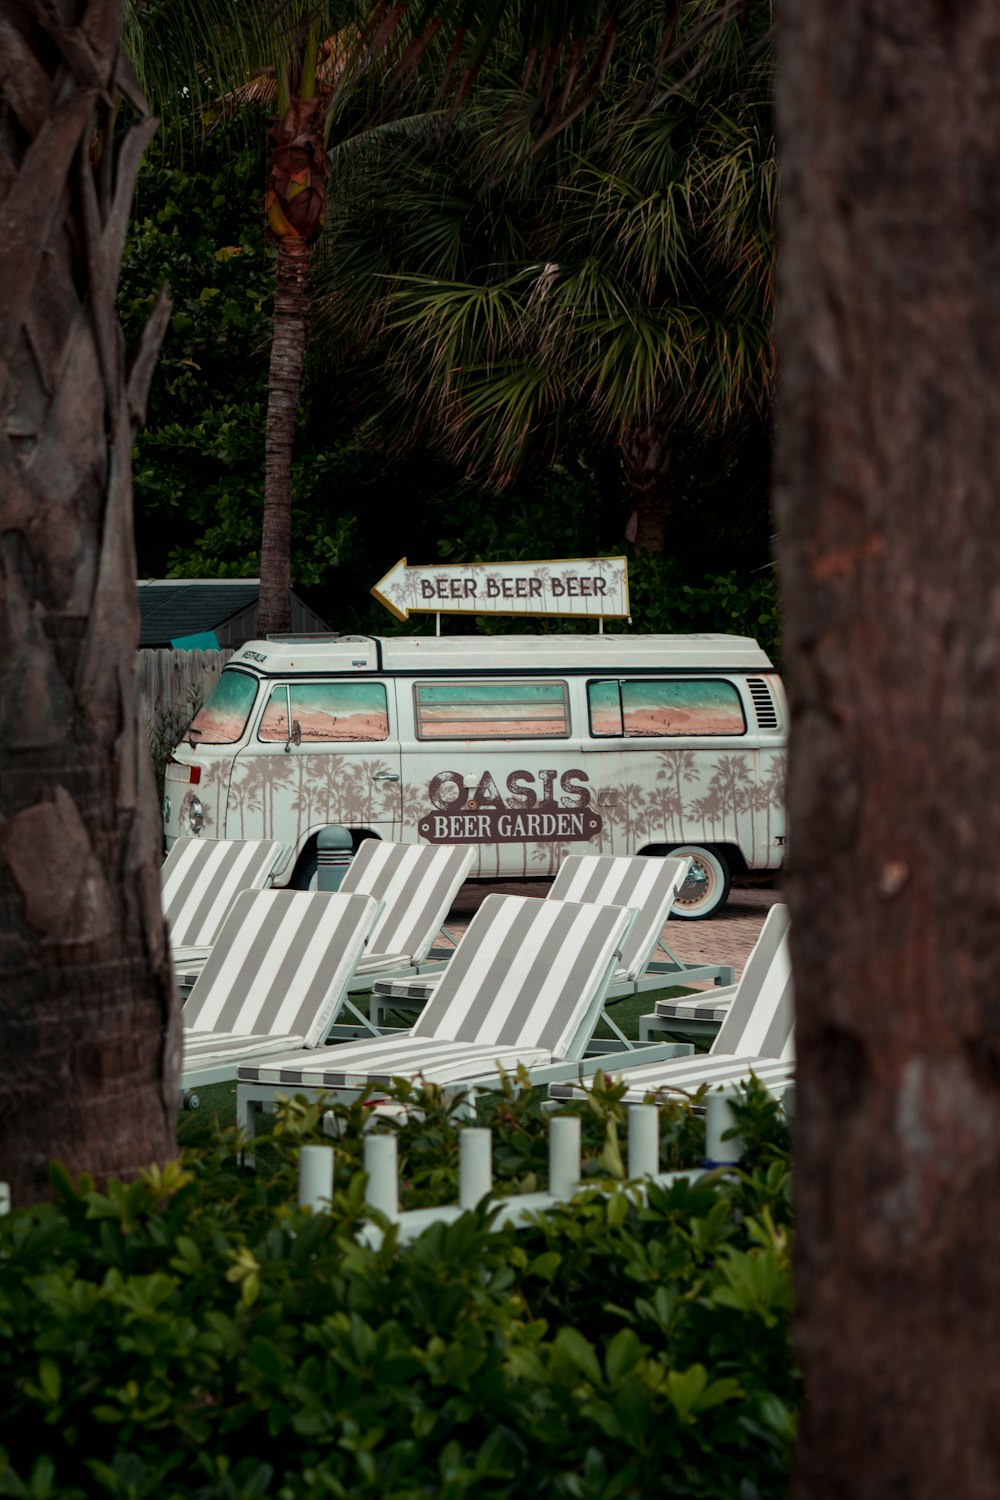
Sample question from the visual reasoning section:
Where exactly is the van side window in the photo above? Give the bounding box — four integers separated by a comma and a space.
259, 681, 389, 742
415, 681, 569, 739
588, 679, 747, 737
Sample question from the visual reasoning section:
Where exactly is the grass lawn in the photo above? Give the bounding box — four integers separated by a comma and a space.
177, 983, 712, 1149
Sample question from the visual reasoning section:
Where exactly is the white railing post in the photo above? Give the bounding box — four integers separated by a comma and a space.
459, 1127, 493, 1209
704, 1089, 743, 1166
298, 1144, 334, 1210
627, 1104, 659, 1179
549, 1115, 582, 1200
364, 1133, 399, 1220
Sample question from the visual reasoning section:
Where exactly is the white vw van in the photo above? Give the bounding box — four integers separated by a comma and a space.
162, 632, 786, 918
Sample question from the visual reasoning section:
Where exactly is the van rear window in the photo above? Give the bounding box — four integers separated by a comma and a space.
415, 681, 569, 739
589, 679, 746, 737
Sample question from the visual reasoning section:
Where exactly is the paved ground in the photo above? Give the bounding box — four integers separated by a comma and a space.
445, 877, 784, 983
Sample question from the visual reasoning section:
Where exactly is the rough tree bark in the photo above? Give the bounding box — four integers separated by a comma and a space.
257, 95, 329, 637
776, 3, 1000, 1495
0, 0, 180, 1204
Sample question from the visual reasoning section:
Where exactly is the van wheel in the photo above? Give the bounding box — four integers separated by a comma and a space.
667, 846, 731, 920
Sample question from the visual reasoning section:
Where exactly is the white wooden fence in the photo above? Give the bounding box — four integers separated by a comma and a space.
298, 1093, 762, 1245
137, 647, 232, 738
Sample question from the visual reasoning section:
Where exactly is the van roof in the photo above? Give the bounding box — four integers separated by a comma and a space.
227, 633, 776, 675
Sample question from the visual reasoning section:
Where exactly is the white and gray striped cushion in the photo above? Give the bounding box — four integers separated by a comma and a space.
709, 903, 793, 1060
549, 854, 690, 981
235, 893, 634, 1090
369, 853, 689, 1009
182, 889, 380, 1047
411, 894, 633, 1056
162, 839, 281, 948
647, 902, 792, 1062
549, 1053, 794, 1103
339, 840, 474, 966
549, 903, 794, 1103
371, 974, 444, 1005
237, 1035, 553, 1088
183, 1031, 308, 1066
650, 990, 736, 1027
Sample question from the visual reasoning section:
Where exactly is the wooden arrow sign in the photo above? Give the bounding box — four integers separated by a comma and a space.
371, 557, 629, 621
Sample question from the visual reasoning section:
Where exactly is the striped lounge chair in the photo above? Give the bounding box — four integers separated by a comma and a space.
369, 853, 733, 1036
235, 892, 689, 1132
180, 888, 382, 1096
319, 839, 475, 1036
162, 838, 281, 976
548, 902, 794, 1105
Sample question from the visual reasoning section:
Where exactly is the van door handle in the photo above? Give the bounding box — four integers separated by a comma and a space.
372, 772, 400, 781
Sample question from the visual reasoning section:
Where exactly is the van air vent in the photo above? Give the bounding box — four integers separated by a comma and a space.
747, 677, 779, 729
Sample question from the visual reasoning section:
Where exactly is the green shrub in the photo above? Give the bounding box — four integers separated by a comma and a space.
0, 1080, 796, 1499
626, 554, 782, 663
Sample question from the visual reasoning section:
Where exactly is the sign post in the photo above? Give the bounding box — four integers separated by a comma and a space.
371, 557, 630, 623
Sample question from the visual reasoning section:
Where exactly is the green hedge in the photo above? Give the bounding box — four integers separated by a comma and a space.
0, 1079, 797, 1499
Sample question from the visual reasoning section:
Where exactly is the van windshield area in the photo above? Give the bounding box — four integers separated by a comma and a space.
186, 670, 260, 745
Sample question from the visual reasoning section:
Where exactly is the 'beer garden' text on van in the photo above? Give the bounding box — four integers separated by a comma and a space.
163, 633, 786, 918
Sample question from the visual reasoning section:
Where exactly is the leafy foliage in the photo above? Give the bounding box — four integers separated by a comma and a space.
120, 135, 358, 592
120, 43, 780, 641
314, 1, 775, 496
628, 553, 781, 662
0, 1080, 797, 1499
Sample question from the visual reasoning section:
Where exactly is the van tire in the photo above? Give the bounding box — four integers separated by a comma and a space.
666, 846, 731, 920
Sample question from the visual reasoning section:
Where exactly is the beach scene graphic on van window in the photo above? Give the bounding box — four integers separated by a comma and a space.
187, 670, 259, 744
588, 680, 623, 734
416, 681, 569, 738
590, 679, 746, 736
259, 682, 389, 742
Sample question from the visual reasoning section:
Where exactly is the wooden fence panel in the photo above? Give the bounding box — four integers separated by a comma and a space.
138, 647, 232, 742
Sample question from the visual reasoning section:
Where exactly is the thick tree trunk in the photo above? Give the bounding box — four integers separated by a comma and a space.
259, 235, 309, 635
258, 96, 328, 638
0, 0, 180, 1204
622, 416, 672, 553
776, 4, 1000, 1496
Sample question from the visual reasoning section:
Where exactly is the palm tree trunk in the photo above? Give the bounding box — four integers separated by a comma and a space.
622, 415, 672, 553
258, 93, 328, 638
259, 235, 309, 636
778, 3, 1000, 1495
0, 0, 180, 1205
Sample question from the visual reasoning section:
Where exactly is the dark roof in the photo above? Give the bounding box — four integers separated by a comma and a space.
137, 581, 260, 647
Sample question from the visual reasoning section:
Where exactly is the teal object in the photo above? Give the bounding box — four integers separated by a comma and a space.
171, 630, 221, 650
316, 826, 354, 890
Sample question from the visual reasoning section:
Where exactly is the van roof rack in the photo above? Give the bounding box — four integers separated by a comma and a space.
264, 632, 369, 642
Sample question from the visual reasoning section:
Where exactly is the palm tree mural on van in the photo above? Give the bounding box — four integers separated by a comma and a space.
657, 749, 701, 835
230, 756, 293, 838
762, 752, 786, 851
292, 755, 335, 840
646, 782, 684, 843
201, 759, 232, 834
227, 767, 254, 838
307, 754, 346, 825
531, 838, 574, 877
397, 779, 427, 845
708, 755, 753, 842
616, 782, 650, 854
